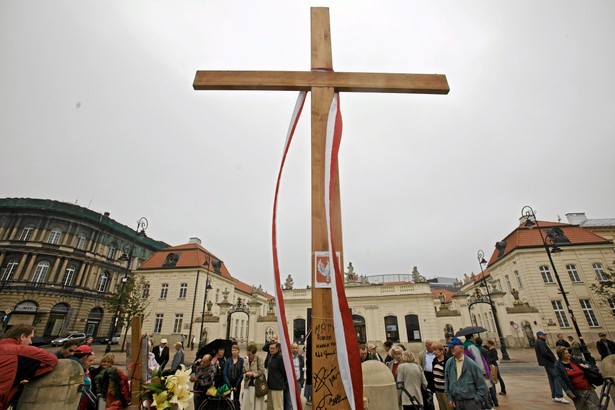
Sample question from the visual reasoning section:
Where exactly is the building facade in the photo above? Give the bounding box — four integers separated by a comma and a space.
134, 238, 275, 348
453, 215, 615, 349
0, 198, 166, 340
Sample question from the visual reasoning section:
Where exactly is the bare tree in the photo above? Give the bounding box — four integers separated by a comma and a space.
106, 275, 151, 352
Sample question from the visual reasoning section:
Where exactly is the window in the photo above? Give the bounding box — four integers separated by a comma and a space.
48, 228, 62, 244
384, 316, 399, 343
504, 275, 512, 290
552, 300, 571, 328
173, 314, 183, 333
540, 265, 554, 283
154, 314, 164, 333
96, 272, 109, 292
580, 300, 599, 327
489, 311, 496, 331
1, 258, 19, 281
62, 265, 76, 286
293, 318, 306, 344
142, 283, 150, 299
609, 298, 615, 316
179, 283, 188, 299
76, 235, 86, 250
241, 319, 245, 338
566, 264, 581, 283
160, 283, 169, 299
234, 319, 239, 337
32, 261, 50, 283
593, 263, 607, 281
514, 270, 524, 289
215, 289, 220, 303
107, 244, 116, 259
19, 226, 34, 241
405, 314, 421, 342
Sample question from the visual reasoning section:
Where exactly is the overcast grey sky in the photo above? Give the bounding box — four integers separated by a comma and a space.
2, 1, 614, 292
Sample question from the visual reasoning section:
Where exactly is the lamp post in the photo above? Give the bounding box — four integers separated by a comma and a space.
198, 255, 221, 348
521, 206, 595, 365
106, 217, 148, 354
477, 250, 510, 360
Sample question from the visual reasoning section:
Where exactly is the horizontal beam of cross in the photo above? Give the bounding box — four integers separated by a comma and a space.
193, 71, 449, 94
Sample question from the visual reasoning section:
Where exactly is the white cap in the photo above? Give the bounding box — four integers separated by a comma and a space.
160, 338, 168, 344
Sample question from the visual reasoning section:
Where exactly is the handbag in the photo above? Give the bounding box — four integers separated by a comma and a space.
571, 357, 604, 386
489, 364, 499, 384
254, 356, 269, 397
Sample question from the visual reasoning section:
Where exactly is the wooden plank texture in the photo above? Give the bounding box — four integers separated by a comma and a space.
193, 71, 449, 94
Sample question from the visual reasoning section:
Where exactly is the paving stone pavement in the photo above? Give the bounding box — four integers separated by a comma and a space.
45, 345, 614, 409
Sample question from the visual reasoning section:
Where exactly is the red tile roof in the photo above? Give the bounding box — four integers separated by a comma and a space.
487, 220, 611, 266
431, 288, 457, 302
137, 242, 274, 299
137, 242, 233, 280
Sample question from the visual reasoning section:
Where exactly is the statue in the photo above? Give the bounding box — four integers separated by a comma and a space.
345, 262, 357, 282
438, 292, 446, 304
268, 299, 275, 314
511, 288, 520, 301
206, 300, 213, 312
284, 274, 294, 290
411, 266, 426, 283
236, 297, 243, 307
454, 278, 463, 289
463, 273, 470, 284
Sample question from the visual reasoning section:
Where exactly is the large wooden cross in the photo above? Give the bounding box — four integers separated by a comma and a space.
194, 7, 448, 409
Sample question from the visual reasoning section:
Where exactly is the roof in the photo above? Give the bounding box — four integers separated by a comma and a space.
580, 218, 615, 227
137, 242, 274, 299
431, 288, 456, 302
487, 220, 611, 266
137, 242, 234, 280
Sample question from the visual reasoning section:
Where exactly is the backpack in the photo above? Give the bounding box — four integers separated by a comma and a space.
571, 357, 604, 386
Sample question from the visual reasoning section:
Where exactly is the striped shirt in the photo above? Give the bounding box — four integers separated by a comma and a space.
432, 355, 449, 392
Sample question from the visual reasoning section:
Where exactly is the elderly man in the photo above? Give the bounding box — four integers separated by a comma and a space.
164, 342, 184, 375
596, 332, 615, 359
267, 342, 287, 410
444, 337, 486, 410
54, 340, 81, 359
419, 339, 436, 392
190, 354, 216, 410
152, 338, 170, 372
0, 324, 58, 409
369, 344, 383, 362
535, 331, 569, 404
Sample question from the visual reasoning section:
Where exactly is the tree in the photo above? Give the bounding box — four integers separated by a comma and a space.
106, 275, 151, 352
589, 261, 615, 309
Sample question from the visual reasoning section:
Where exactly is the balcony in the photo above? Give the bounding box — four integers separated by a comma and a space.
0, 279, 112, 300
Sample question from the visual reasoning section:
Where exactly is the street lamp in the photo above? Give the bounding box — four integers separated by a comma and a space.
521, 206, 595, 365
106, 217, 148, 354
477, 250, 510, 360
197, 255, 221, 348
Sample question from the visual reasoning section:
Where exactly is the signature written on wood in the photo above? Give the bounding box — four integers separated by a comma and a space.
313, 366, 347, 408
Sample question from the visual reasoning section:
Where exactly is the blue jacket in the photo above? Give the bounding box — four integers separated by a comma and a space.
444, 355, 487, 403
223, 356, 244, 389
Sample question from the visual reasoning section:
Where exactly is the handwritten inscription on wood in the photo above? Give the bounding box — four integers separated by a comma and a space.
313, 320, 348, 409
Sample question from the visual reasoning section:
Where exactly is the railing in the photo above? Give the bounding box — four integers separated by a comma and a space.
0, 279, 112, 300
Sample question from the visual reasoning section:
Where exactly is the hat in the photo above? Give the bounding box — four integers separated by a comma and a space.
74, 345, 93, 355
448, 337, 463, 348
160, 338, 168, 344
536, 331, 546, 336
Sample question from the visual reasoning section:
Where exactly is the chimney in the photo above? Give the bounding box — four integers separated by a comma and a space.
565, 213, 587, 225
189, 237, 202, 245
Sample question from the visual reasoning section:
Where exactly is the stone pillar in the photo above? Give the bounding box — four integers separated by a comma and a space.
362, 360, 398, 409
17, 359, 84, 409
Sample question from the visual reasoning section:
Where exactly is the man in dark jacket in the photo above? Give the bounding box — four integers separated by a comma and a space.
534, 331, 569, 404
596, 332, 615, 359
0, 324, 58, 409
152, 338, 170, 372
267, 342, 287, 409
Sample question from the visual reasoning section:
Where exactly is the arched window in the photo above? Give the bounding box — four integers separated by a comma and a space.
352, 315, 366, 344
107, 243, 117, 259
96, 272, 109, 292
48, 228, 62, 245
384, 315, 399, 343
62, 265, 76, 286
405, 314, 421, 342
293, 318, 306, 344
32, 260, 50, 283
1, 258, 19, 281
19, 225, 34, 241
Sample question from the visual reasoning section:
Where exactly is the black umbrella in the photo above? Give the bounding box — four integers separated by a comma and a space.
455, 326, 487, 337
195, 338, 233, 360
